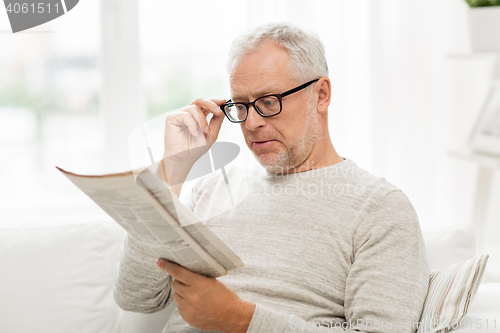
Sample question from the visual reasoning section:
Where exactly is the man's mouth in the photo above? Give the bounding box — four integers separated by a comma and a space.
253, 140, 277, 149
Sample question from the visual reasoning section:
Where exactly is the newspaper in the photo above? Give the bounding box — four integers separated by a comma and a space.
56, 166, 244, 278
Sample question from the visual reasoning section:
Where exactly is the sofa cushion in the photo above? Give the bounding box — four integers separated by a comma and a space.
0, 217, 125, 333
417, 254, 489, 333
121, 303, 176, 333
422, 224, 476, 271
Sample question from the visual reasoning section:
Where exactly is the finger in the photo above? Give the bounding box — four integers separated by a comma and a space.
157, 258, 196, 286
171, 112, 199, 137
207, 113, 225, 144
173, 291, 184, 305
169, 112, 197, 135
171, 278, 189, 297
191, 98, 224, 118
179, 105, 210, 135
191, 105, 211, 134
172, 289, 184, 299
175, 299, 185, 313
210, 98, 227, 106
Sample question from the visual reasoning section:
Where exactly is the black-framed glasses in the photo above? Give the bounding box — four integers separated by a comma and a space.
220, 78, 320, 123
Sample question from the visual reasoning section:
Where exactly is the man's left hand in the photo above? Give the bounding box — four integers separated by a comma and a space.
156, 258, 256, 333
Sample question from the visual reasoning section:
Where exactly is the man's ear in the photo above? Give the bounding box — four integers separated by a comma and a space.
315, 77, 331, 114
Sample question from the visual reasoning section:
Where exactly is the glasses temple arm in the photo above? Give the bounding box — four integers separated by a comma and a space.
280, 78, 320, 98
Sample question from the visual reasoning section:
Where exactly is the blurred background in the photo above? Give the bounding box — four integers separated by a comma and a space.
0, 0, 499, 281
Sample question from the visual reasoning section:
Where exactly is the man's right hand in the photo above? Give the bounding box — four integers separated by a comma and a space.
157, 98, 226, 192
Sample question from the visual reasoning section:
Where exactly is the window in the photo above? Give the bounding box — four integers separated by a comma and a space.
0, 0, 371, 216
0, 1, 102, 212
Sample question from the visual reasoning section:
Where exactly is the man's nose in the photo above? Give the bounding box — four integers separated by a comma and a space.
245, 105, 266, 130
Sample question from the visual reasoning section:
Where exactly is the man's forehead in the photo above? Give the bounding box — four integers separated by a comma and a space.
230, 83, 283, 101
228, 42, 294, 99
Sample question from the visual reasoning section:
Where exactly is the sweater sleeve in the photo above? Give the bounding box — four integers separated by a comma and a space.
246, 190, 430, 333
112, 233, 174, 314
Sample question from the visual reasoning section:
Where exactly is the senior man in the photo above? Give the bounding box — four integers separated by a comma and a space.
113, 22, 430, 333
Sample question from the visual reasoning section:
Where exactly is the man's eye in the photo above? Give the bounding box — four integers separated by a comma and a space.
236, 105, 245, 111
262, 98, 276, 105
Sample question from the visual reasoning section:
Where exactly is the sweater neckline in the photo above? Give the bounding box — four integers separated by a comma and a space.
260, 156, 354, 180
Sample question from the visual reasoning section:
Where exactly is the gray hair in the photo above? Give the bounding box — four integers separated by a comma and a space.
226, 22, 329, 83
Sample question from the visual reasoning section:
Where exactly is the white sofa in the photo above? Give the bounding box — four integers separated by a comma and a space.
0, 217, 498, 333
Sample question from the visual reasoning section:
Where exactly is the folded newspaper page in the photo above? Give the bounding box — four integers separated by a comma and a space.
56, 166, 244, 278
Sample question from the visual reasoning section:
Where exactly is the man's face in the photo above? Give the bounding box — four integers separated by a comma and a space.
229, 42, 320, 173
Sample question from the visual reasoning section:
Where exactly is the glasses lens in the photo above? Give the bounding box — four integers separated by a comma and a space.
224, 104, 247, 122
255, 96, 281, 116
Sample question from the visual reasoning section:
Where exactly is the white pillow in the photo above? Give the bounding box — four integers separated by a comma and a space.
417, 254, 489, 333
422, 225, 475, 271
0, 217, 125, 333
